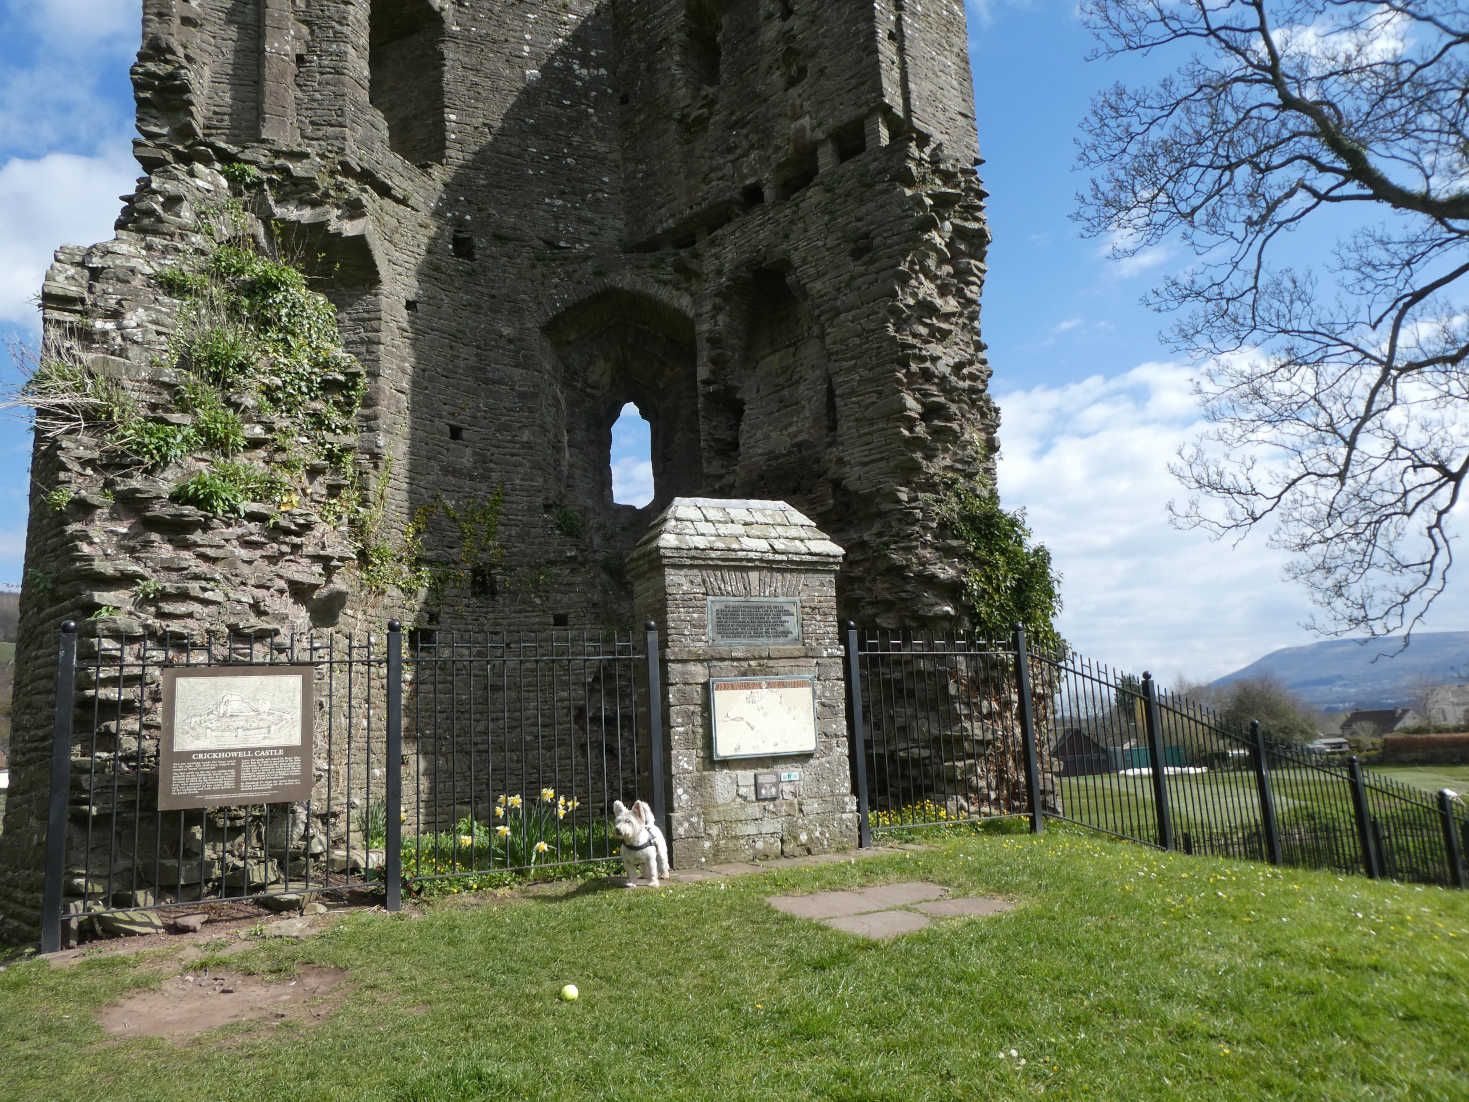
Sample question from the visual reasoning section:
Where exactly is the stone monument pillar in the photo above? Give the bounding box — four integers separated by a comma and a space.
629, 498, 859, 866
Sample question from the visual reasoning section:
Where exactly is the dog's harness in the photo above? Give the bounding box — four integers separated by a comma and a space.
622, 831, 658, 853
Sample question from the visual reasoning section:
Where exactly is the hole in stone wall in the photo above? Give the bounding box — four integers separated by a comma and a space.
448, 424, 464, 441
610, 403, 654, 507
685, 0, 723, 88
782, 46, 807, 89
726, 266, 831, 498
831, 118, 868, 163
369, 0, 447, 165
545, 290, 701, 519
470, 564, 495, 599
452, 232, 475, 260
776, 148, 819, 200
780, 0, 796, 19
405, 299, 418, 312
552, 612, 570, 628
742, 183, 765, 207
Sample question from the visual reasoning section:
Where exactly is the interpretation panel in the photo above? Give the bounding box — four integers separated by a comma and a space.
709, 676, 818, 760
158, 666, 314, 810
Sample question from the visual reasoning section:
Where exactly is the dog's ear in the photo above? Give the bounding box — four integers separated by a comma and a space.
634, 800, 653, 824
612, 800, 628, 817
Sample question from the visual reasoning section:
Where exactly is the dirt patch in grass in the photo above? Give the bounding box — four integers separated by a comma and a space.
98, 966, 350, 1041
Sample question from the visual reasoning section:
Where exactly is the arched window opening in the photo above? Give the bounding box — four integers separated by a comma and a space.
611, 403, 655, 507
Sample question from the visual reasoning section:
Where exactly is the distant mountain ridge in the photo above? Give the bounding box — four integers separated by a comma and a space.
1208, 632, 1469, 713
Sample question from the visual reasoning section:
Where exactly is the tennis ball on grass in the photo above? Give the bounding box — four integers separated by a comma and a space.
560, 984, 579, 1001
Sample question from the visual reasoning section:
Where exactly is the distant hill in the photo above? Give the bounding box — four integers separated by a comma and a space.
1209, 632, 1469, 713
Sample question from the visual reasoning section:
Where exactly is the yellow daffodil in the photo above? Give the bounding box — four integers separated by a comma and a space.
534, 840, 549, 854
556, 807, 567, 819
496, 794, 506, 806
494, 805, 505, 818
496, 825, 510, 837
508, 794, 522, 808
541, 787, 556, 802
459, 834, 473, 847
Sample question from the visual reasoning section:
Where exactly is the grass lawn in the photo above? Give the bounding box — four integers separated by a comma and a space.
3, 829, 1467, 1101
1375, 764, 1469, 795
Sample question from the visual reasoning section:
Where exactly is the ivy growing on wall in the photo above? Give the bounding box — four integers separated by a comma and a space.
938, 477, 1064, 654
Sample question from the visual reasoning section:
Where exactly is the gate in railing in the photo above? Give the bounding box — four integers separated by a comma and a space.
40, 621, 662, 951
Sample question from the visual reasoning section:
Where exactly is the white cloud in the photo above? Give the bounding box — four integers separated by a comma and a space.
0, 61, 133, 154
612, 457, 653, 508
997, 364, 1323, 683
0, 2, 139, 157
1268, 5, 1409, 73
1098, 227, 1170, 278
6, 0, 138, 53
0, 144, 136, 326
999, 360, 1469, 684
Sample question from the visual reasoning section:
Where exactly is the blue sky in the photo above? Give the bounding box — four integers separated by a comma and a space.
1, 0, 1464, 682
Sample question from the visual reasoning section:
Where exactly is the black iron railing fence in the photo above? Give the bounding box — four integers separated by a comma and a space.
37, 618, 1468, 950
40, 621, 664, 951
846, 625, 1469, 892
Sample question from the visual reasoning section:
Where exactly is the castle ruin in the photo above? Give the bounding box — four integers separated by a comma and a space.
0, 0, 999, 941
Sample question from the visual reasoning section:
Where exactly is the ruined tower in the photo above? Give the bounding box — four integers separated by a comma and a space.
0, 0, 998, 938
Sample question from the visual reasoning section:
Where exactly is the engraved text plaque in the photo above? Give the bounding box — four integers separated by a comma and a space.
707, 597, 802, 646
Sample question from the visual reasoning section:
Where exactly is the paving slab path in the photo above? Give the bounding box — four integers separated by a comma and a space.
766, 879, 1016, 940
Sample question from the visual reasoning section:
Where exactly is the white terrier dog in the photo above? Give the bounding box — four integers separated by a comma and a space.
611, 799, 669, 888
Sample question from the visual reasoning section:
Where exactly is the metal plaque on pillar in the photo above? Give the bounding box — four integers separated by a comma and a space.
707, 597, 802, 646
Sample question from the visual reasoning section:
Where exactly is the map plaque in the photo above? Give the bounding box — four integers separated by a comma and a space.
709, 676, 818, 760
158, 666, 314, 810
707, 597, 802, 646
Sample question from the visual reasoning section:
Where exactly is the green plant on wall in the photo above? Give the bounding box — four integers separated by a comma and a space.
20, 175, 364, 533
938, 476, 1063, 654
351, 454, 505, 606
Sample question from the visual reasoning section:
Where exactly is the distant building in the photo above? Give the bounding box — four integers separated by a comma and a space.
1396, 684, 1469, 730
1053, 730, 1113, 776
1341, 708, 1412, 738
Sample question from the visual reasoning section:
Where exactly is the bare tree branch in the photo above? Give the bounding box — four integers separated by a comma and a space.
1077, 0, 1469, 641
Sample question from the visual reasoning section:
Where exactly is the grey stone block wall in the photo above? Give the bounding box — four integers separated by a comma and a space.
1, 0, 999, 942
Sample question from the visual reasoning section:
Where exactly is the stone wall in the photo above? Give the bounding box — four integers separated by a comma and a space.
1, 0, 999, 942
